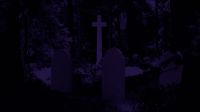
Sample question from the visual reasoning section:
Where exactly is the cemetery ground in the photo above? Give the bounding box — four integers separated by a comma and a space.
19, 70, 180, 112
20, 48, 183, 112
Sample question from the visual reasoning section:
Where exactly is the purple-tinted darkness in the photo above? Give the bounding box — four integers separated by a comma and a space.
3, 0, 199, 111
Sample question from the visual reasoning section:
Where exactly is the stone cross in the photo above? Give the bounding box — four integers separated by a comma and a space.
92, 15, 107, 64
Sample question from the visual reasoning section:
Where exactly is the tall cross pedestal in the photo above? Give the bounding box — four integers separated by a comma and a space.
92, 15, 107, 64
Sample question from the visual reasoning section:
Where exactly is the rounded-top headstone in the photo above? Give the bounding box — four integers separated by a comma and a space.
51, 49, 72, 93
102, 48, 125, 104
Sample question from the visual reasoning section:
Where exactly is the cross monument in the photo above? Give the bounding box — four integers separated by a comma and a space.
92, 15, 107, 64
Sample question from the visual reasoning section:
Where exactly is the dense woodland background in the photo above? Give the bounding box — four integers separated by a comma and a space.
1, 0, 200, 112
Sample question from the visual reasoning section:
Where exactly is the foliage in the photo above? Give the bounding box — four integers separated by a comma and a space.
19, 0, 72, 76
74, 63, 101, 85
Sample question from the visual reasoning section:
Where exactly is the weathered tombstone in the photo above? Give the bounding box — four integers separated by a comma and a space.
51, 49, 72, 93
158, 51, 183, 87
159, 63, 183, 87
102, 48, 125, 105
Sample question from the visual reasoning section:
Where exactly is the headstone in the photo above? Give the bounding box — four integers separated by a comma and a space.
51, 49, 72, 93
158, 51, 183, 87
102, 48, 125, 105
159, 63, 183, 87
92, 15, 107, 64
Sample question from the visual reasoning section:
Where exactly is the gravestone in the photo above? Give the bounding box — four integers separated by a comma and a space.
159, 63, 183, 87
158, 51, 183, 87
102, 48, 125, 105
92, 15, 107, 64
51, 49, 72, 93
